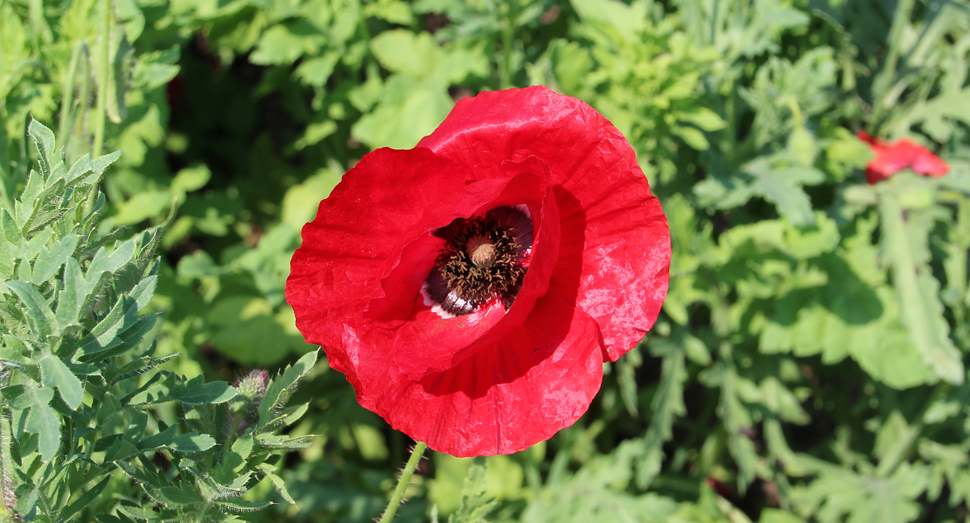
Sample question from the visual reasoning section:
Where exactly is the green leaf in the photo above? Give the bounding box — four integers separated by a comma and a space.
254, 433, 315, 450
370, 30, 442, 78
112, 190, 170, 225
363, 0, 414, 24
448, 461, 498, 523
171, 432, 216, 453
170, 376, 236, 405
170, 164, 210, 195
152, 486, 204, 506
571, 0, 646, 41
215, 498, 271, 512
874, 411, 909, 461
5, 280, 57, 338
878, 182, 964, 384
80, 275, 157, 354
12, 384, 60, 461
137, 425, 178, 451
28, 117, 56, 178
56, 258, 85, 329
117, 503, 170, 521
250, 21, 324, 65
759, 508, 806, 523
797, 465, 927, 523
787, 127, 817, 166
261, 469, 296, 504
231, 434, 253, 459
59, 476, 111, 522
32, 233, 78, 283
258, 351, 317, 429
351, 75, 453, 149
38, 353, 83, 409
672, 125, 710, 150
294, 53, 340, 86
636, 339, 687, 488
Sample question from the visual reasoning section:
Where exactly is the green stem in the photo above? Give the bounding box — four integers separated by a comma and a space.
499, 2, 516, 89
75, 54, 91, 147
92, 0, 112, 157
871, 0, 915, 127
59, 42, 88, 160
0, 372, 15, 516
378, 441, 427, 523
223, 415, 242, 455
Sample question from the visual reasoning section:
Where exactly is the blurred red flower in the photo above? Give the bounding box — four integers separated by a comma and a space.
857, 130, 949, 184
286, 86, 670, 456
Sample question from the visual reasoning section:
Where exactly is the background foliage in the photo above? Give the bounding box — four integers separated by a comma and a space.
2, 0, 970, 522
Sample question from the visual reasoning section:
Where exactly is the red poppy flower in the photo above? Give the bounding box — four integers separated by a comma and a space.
286, 86, 670, 456
857, 130, 949, 184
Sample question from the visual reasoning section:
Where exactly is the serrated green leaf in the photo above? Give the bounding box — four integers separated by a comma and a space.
137, 424, 178, 451
571, 0, 645, 41
232, 434, 253, 459
171, 432, 216, 453
19, 385, 59, 461
16, 170, 43, 226
878, 182, 964, 384
32, 233, 78, 283
90, 150, 121, 175
258, 351, 317, 429
250, 21, 324, 65
370, 30, 442, 78
1, 207, 20, 244
80, 275, 157, 354
799, 466, 926, 523
63, 154, 92, 183
636, 341, 687, 488
171, 376, 236, 405
56, 257, 84, 329
108, 352, 179, 386
215, 498, 271, 512
0, 334, 30, 364
85, 240, 136, 291
154, 486, 204, 506
38, 353, 83, 409
255, 433, 315, 450
104, 439, 139, 462
28, 117, 56, 178
447, 462, 498, 523
117, 503, 169, 521
262, 469, 295, 504
5, 280, 57, 338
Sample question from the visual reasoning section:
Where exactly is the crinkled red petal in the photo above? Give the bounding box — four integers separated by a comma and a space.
287, 148, 540, 382
354, 294, 605, 457
419, 86, 671, 362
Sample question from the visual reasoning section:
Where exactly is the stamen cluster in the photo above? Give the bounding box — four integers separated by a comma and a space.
432, 213, 525, 314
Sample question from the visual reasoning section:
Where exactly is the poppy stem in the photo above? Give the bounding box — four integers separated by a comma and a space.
378, 441, 427, 523
92, 0, 112, 158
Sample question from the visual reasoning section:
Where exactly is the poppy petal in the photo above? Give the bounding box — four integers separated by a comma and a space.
288, 148, 545, 379
354, 294, 605, 457
419, 86, 670, 361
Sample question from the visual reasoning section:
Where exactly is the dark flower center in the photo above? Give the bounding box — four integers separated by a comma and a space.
423, 206, 533, 317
